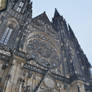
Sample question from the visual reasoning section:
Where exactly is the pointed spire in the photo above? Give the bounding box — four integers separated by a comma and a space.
54, 8, 60, 18
68, 25, 73, 33
53, 8, 64, 22
68, 24, 75, 39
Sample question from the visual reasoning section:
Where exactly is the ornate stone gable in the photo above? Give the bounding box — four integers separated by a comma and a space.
0, 0, 92, 92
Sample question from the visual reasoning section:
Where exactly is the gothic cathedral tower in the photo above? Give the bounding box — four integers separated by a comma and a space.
0, 0, 92, 92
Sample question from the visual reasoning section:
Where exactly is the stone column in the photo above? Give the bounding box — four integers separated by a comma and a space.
5, 59, 22, 92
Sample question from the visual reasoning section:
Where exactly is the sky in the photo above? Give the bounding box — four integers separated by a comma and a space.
32, 0, 92, 66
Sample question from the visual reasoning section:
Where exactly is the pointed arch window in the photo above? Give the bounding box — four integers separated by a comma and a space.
19, 1, 24, 7
0, 26, 13, 45
16, 1, 24, 13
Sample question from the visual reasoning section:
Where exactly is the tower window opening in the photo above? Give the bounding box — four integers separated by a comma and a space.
16, 1, 24, 13
4, 28, 13, 45
0, 27, 13, 45
16, 7, 21, 12
19, 2, 24, 7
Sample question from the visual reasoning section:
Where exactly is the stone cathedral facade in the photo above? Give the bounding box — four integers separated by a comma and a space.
0, 0, 92, 92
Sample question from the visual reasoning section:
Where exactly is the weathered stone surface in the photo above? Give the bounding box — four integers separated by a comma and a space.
0, 0, 91, 92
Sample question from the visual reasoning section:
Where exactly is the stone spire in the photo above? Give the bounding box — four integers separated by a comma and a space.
52, 8, 68, 32
53, 8, 64, 21
54, 8, 61, 18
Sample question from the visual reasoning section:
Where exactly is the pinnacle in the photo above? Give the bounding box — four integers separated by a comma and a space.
54, 8, 61, 18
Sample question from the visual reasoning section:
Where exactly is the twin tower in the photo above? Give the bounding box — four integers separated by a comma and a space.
0, 0, 92, 92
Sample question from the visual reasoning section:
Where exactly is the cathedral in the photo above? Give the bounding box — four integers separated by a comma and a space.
0, 0, 92, 92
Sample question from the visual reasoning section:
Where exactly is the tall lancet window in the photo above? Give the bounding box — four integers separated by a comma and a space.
0, 25, 13, 45
16, 1, 24, 13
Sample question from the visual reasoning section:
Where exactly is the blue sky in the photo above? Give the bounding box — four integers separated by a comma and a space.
32, 0, 92, 65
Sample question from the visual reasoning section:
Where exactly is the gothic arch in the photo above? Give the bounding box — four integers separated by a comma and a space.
7, 18, 19, 28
